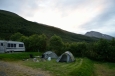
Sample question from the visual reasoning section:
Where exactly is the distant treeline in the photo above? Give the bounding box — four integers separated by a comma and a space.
3, 32, 115, 62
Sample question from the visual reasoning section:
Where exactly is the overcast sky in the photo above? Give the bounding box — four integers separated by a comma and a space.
0, 0, 115, 37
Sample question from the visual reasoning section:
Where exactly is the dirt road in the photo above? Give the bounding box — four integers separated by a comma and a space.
0, 61, 52, 76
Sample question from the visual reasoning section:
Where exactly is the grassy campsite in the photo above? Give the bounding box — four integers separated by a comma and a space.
0, 52, 115, 76
0, 52, 93, 76
0, 10, 115, 76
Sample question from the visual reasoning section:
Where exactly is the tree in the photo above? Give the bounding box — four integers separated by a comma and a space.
37, 34, 47, 52
63, 42, 70, 51
10, 32, 23, 41
28, 34, 39, 51
94, 39, 109, 61
19, 36, 29, 51
69, 42, 87, 57
49, 35, 64, 55
25, 34, 48, 52
107, 38, 115, 61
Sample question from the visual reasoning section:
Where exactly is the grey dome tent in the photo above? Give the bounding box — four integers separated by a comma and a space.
57, 51, 75, 62
43, 51, 58, 59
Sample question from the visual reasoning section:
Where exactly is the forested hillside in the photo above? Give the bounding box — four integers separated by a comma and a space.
1, 10, 115, 62
0, 10, 98, 42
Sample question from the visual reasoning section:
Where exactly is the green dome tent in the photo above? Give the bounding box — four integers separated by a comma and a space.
57, 51, 75, 62
43, 51, 58, 59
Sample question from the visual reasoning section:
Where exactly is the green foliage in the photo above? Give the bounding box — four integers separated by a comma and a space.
107, 38, 115, 61
1, 10, 115, 62
10, 32, 24, 41
25, 34, 47, 52
69, 42, 87, 57
10, 33, 48, 52
70, 58, 94, 76
86, 38, 115, 62
28, 34, 39, 51
49, 35, 64, 54
92, 39, 109, 60
37, 34, 47, 52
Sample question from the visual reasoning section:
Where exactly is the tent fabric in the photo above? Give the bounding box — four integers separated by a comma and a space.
57, 51, 75, 62
43, 51, 58, 59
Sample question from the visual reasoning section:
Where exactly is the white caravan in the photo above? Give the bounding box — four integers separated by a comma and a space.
0, 40, 25, 53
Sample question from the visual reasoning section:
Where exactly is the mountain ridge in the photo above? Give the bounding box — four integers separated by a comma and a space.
0, 10, 98, 42
85, 31, 114, 40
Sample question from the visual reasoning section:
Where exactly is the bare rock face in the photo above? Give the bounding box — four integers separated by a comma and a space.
85, 31, 114, 40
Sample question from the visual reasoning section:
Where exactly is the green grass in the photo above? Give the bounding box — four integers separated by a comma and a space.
0, 52, 41, 61
22, 58, 94, 76
100, 62, 115, 69
0, 52, 94, 76
94, 61, 115, 76
22, 58, 81, 76
94, 61, 115, 69
1, 52, 115, 76
70, 58, 94, 76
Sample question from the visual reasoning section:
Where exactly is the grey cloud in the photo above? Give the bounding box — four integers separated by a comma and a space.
0, 0, 41, 17
79, 0, 115, 37
55, 0, 86, 10
81, 0, 115, 29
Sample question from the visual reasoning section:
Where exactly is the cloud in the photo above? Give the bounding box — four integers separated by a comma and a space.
80, 0, 115, 36
0, 0, 40, 16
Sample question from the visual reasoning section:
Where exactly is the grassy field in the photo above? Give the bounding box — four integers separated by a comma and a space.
0, 52, 94, 76
22, 58, 84, 76
1, 52, 115, 76
93, 61, 115, 76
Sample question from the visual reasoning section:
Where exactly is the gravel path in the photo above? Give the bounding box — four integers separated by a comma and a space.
0, 61, 52, 76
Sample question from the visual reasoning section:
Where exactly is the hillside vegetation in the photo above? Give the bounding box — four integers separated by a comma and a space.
1, 10, 115, 62
0, 10, 98, 42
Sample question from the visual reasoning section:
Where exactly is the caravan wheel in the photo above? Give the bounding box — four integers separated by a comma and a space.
10, 50, 14, 53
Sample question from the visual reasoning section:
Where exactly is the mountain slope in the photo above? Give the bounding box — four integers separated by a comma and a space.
0, 10, 98, 42
85, 31, 114, 40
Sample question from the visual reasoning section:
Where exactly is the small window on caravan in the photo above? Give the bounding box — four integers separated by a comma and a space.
14, 44, 16, 47
11, 44, 13, 47
8, 43, 10, 47
1, 43, 3, 46
19, 44, 23, 47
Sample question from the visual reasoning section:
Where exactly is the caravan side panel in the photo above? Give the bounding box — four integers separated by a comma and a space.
6, 41, 25, 52
0, 40, 25, 53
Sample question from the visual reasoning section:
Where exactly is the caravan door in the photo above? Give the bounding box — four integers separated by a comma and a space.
0, 42, 5, 53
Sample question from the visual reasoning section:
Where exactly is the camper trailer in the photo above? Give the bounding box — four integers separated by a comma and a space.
0, 40, 25, 53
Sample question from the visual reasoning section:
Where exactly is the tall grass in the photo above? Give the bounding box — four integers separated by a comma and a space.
70, 58, 94, 76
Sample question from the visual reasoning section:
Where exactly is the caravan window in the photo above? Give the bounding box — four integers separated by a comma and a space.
1, 43, 3, 46
7, 43, 10, 47
14, 44, 16, 47
11, 44, 13, 47
19, 44, 23, 47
